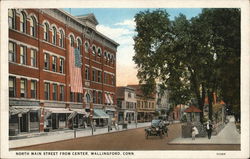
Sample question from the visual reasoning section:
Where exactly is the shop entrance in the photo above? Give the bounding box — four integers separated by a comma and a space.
19, 113, 28, 132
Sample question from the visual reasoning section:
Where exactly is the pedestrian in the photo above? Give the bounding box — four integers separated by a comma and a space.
191, 126, 199, 140
206, 120, 213, 139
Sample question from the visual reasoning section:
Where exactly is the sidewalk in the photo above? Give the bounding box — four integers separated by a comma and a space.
168, 121, 240, 145
9, 122, 151, 149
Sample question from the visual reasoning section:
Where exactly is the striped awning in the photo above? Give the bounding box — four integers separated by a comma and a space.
93, 109, 109, 119
9, 106, 40, 115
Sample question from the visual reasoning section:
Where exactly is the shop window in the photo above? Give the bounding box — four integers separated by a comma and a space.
44, 53, 49, 70
8, 9, 16, 29
8, 41, 16, 62
30, 16, 36, 37
30, 49, 37, 67
30, 112, 38, 122
20, 11, 27, 33
52, 56, 57, 72
9, 76, 16, 97
59, 58, 64, 73
20, 78, 27, 98
52, 84, 57, 100
30, 80, 37, 98
44, 83, 50, 100
20, 46, 27, 65
59, 85, 64, 101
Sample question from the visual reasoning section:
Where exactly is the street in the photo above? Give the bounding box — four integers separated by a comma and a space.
13, 123, 240, 150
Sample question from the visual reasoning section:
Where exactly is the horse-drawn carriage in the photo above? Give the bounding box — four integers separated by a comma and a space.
145, 119, 169, 139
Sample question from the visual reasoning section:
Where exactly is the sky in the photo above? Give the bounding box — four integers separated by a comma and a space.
63, 8, 202, 86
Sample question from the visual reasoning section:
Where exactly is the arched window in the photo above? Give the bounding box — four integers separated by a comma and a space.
20, 12, 27, 33
77, 39, 82, 53
52, 27, 57, 45
59, 30, 64, 48
104, 51, 107, 59
84, 41, 89, 53
86, 93, 91, 103
70, 35, 74, 47
8, 9, 16, 29
92, 45, 96, 55
43, 23, 49, 41
30, 16, 36, 37
97, 48, 102, 56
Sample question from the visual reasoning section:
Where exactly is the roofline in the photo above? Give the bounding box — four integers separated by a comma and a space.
56, 9, 119, 47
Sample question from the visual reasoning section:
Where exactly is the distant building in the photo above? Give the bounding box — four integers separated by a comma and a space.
128, 85, 156, 122
155, 84, 170, 118
116, 87, 137, 124
8, 9, 119, 135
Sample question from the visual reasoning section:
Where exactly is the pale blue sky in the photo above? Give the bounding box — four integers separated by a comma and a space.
63, 8, 202, 86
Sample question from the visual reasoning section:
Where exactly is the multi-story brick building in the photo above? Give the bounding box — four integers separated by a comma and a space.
116, 86, 137, 124
8, 9, 118, 135
127, 85, 156, 122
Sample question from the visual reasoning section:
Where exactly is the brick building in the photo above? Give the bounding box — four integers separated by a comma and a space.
127, 85, 156, 122
8, 9, 118, 135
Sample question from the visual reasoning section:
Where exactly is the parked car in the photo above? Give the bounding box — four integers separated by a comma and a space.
145, 119, 168, 139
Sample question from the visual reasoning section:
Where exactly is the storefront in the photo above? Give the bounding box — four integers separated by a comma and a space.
93, 109, 109, 127
9, 106, 40, 135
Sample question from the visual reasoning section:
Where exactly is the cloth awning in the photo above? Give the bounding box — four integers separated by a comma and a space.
184, 105, 202, 113
108, 94, 113, 105
68, 111, 78, 120
93, 109, 109, 119
71, 109, 89, 117
9, 106, 40, 115
105, 94, 110, 104
44, 108, 73, 114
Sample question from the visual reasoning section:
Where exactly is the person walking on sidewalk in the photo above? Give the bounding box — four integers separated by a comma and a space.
206, 120, 213, 139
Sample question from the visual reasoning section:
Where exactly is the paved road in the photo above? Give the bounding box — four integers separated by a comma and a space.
12, 123, 239, 151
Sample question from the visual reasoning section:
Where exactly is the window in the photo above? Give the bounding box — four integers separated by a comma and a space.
30, 49, 37, 67
92, 69, 96, 81
59, 58, 64, 73
111, 75, 115, 85
52, 27, 57, 45
9, 76, 16, 97
97, 48, 102, 56
44, 23, 49, 41
52, 84, 57, 100
98, 92, 102, 104
30, 17, 36, 37
70, 92, 74, 102
97, 70, 102, 83
52, 56, 57, 72
59, 85, 64, 101
104, 51, 107, 59
20, 46, 27, 65
128, 92, 131, 98
92, 90, 96, 103
31, 80, 37, 98
20, 12, 27, 33
92, 45, 96, 55
20, 79, 27, 98
8, 41, 16, 62
104, 73, 108, 84
77, 93, 82, 103
70, 35, 74, 47
84, 41, 89, 53
8, 9, 15, 29
85, 66, 90, 80
44, 53, 49, 70
107, 53, 110, 61
44, 83, 50, 100
59, 30, 64, 47
77, 39, 82, 54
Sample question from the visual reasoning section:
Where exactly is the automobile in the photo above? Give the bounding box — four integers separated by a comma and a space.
145, 119, 168, 139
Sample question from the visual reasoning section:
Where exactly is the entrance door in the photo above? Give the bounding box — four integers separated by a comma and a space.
52, 113, 57, 129
19, 113, 28, 132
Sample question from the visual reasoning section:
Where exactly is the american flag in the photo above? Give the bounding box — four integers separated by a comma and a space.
69, 44, 83, 93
